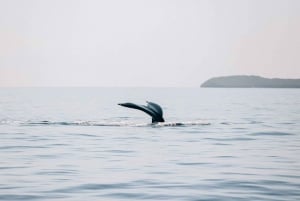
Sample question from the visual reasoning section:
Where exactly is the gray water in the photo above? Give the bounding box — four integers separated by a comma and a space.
0, 88, 299, 201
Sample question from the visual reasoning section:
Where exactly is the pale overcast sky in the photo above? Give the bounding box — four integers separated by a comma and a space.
0, 0, 299, 87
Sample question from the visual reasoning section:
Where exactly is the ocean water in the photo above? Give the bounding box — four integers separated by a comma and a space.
0, 87, 299, 201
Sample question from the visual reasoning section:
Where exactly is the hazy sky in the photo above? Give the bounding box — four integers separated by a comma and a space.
1, 0, 299, 87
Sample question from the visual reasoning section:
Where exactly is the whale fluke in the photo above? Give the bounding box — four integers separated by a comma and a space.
118, 101, 165, 123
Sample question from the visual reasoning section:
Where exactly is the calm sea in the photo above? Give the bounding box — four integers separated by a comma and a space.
0, 88, 299, 201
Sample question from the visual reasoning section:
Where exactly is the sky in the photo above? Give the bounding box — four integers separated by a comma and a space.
0, 0, 299, 87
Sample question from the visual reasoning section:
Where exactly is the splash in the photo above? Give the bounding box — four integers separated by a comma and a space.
0, 120, 210, 127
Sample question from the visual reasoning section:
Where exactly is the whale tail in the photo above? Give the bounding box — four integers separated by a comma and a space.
118, 101, 165, 123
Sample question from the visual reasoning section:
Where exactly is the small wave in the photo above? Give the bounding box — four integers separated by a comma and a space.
177, 162, 212, 166
154, 121, 210, 127
0, 119, 21, 125
18, 120, 210, 127
204, 137, 255, 142
24, 120, 135, 127
249, 131, 295, 136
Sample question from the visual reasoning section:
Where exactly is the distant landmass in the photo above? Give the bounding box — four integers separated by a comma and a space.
201, 75, 300, 88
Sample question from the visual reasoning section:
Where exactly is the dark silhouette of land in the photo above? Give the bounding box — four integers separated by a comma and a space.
201, 75, 300, 88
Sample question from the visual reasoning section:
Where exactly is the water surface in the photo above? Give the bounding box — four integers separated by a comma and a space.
0, 88, 299, 200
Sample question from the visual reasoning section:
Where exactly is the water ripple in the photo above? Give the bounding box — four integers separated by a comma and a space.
249, 131, 295, 136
